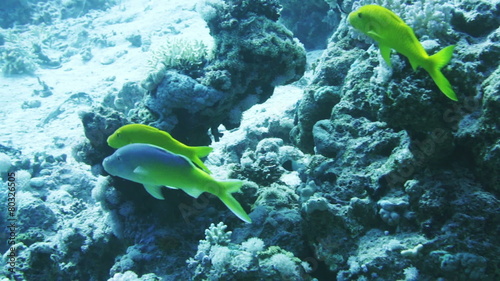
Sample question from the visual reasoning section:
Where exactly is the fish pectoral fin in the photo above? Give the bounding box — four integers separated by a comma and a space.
182, 187, 204, 198
379, 44, 392, 67
367, 30, 383, 42
133, 166, 150, 177
143, 184, 165, 200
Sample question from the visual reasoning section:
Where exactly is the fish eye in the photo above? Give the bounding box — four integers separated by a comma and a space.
358, 13, 363, 18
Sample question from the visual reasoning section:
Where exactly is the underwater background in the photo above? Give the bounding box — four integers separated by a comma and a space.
1, 0, 499, 280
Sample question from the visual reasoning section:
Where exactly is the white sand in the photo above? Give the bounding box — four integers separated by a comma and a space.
0, 0, 210, 160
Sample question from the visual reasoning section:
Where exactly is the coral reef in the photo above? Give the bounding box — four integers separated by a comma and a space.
193, 0, 306, 132
142, 70, 227, 144
2, 0, 499, 280
75, 106, 127, 167
289, 0, 500, 279
186, 222, 314, 280
279, 0, 340, 49
0, 150, 120, 280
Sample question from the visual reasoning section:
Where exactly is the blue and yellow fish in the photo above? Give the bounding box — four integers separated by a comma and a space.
102, 143, 251, 223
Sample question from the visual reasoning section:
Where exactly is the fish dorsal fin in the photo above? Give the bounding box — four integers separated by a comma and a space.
143, 184, 165, 200
379, 44, 392, 67
192, 146, 213, 158
182, 187, 204, 198
191, 146, 213, 174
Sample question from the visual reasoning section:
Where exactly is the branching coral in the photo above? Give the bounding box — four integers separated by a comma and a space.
187, 222, 312, 280
148, 37, 211, 76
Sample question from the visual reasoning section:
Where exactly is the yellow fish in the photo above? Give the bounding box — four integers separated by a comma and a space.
107, 124, 213, 174
348, 5, 457, 101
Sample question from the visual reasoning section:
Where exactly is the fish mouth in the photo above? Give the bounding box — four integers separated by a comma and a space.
106, 135, 117, 148
102, 157, 114, 176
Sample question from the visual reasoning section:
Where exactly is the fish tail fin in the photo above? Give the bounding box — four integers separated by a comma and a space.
218, 180, 244, 193
216, 180, 252, 223
430, 45, 455, 69
425, 45, 458, 101
190, 146, 213, 174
